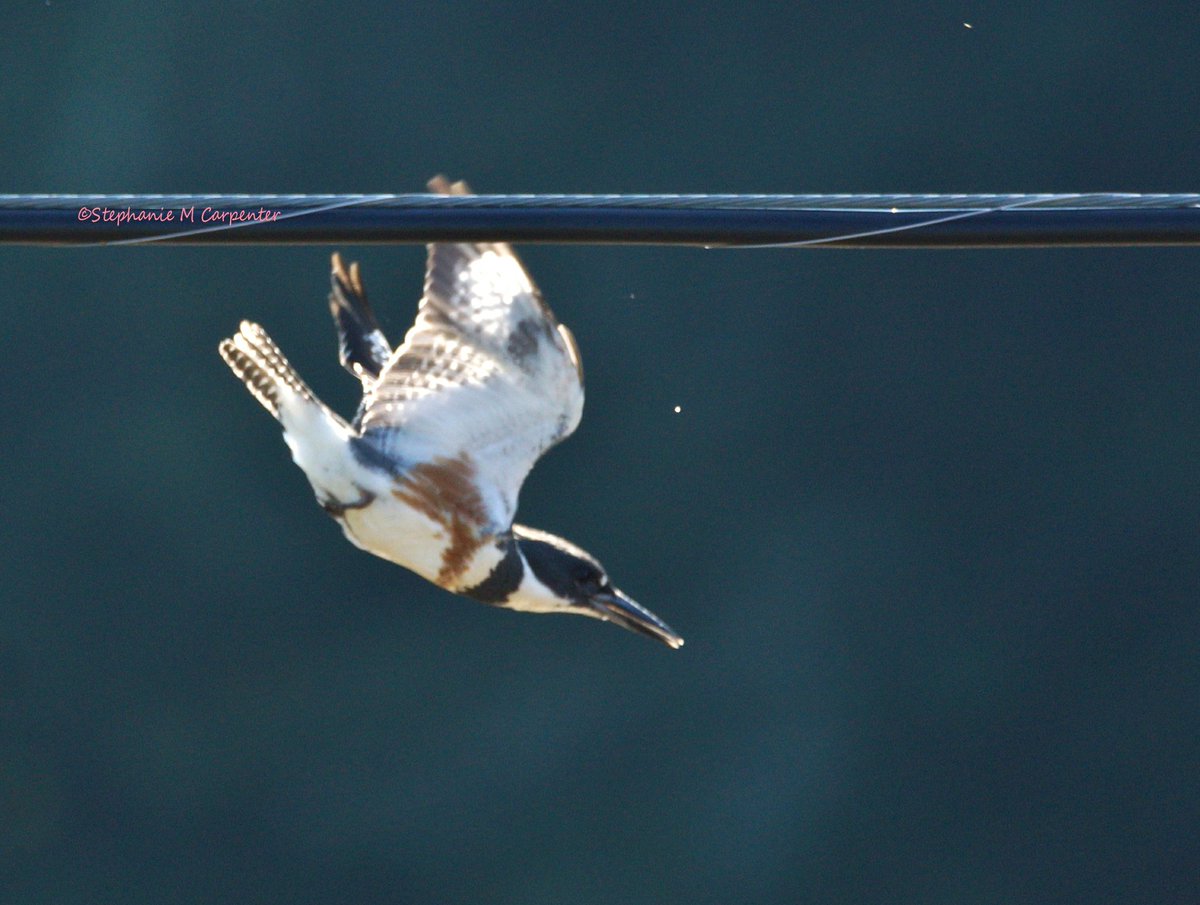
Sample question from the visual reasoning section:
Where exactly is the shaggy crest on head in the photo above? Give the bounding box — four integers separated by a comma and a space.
218, 176, 682, 649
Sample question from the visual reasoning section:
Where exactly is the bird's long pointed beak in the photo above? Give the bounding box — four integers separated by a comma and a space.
588, 589, 684, 649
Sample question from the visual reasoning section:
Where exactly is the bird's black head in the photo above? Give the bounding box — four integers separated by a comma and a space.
510, 525, 683, 649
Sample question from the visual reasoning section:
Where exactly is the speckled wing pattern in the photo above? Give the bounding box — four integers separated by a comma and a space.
357, 178, 585, 531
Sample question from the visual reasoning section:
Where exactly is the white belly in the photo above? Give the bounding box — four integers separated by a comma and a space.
340, 493, 449, 585
288, 430, 503, 592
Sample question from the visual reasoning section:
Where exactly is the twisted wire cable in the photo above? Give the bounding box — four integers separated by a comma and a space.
3, 192, 1200, 247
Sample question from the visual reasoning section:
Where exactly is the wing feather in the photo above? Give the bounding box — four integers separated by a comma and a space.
329, 252, 391, 384
355, 178, 584, 530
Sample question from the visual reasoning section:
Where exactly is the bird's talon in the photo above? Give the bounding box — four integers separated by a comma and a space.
320, 490, 375, 517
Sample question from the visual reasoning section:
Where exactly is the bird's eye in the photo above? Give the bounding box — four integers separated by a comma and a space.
575, 570, 603, 593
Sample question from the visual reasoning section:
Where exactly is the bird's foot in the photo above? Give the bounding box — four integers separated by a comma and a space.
320, 489, 376, 517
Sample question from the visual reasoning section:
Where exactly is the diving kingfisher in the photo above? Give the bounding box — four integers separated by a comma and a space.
218, 176, 683, 648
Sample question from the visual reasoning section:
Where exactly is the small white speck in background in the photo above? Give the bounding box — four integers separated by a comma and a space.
673, 405, 682, 414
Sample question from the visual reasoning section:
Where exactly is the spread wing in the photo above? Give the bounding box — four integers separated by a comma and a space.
355, 177, 584, 531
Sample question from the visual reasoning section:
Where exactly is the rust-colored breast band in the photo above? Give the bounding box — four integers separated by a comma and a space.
392, 453, 491, 587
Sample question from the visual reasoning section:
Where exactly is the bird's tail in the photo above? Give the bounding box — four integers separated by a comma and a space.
218, 321, 316, 421
219, 321, 360, 506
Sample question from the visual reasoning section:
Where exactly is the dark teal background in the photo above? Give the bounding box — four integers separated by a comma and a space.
2, 3, 1198, 903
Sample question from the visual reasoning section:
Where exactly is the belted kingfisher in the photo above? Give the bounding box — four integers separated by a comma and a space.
218, 177, 682, 648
